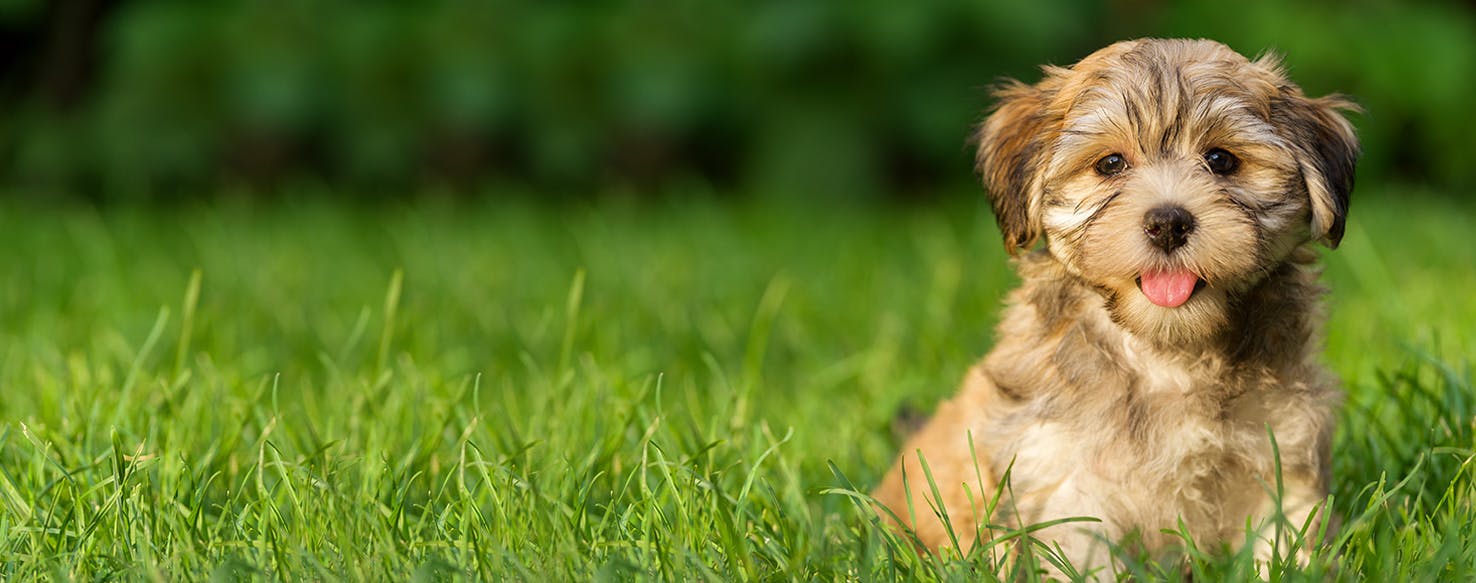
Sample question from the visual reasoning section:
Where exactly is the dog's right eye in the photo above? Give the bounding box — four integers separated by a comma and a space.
1204, 149, 1239, 175
1094, 154, 1127, 176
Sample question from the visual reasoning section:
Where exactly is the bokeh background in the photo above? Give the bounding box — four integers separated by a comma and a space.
1, 0, 1473, 203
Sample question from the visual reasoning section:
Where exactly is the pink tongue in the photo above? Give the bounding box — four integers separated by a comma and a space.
1140, 269, 1199, 308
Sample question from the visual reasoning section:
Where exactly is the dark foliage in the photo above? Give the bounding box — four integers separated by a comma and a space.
0, 0, 1472, 200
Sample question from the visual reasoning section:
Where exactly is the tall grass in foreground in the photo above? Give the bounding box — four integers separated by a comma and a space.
0, 191, 1471, 579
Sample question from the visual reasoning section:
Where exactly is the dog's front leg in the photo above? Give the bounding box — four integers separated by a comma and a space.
872, 365, 1024, 553
1250, 471, 1333, 570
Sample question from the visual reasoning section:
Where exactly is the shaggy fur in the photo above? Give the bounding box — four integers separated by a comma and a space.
871, 38, 1359, 574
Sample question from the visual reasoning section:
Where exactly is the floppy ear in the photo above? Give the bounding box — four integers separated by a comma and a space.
1274, 94, 1360, 248
975, 80, 1055, 255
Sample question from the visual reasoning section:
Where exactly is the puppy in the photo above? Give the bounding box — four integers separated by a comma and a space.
872, 38, 1358, 574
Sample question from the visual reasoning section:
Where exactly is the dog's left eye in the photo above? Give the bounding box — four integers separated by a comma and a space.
1204, 149, 1239, 174
1095, 154, 1127, 176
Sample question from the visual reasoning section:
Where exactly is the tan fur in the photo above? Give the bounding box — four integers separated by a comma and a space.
873, 39, 1358, 575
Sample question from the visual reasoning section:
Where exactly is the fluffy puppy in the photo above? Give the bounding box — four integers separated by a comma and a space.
872, 38, 1359, 573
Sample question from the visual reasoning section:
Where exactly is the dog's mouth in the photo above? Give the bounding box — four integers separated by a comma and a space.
1136, 270, 1206, 308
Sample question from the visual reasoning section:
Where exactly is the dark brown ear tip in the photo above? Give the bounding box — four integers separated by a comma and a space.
1323, 222, 1346, 249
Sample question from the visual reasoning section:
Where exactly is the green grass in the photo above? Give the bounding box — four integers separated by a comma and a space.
0, 190, 1471, 580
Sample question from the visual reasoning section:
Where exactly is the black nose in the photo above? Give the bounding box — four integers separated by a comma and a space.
1143, 205, 1196, 252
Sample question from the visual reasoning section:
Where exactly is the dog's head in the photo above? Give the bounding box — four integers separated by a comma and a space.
975, 38, 1359, 343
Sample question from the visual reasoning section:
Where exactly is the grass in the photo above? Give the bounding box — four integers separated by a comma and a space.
0, 189, 1471, 580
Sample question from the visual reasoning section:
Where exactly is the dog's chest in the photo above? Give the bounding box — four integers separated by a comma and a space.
1121, 337, 1218, 396
1003, 345, 1272, 533
1108, 343, 1260, 479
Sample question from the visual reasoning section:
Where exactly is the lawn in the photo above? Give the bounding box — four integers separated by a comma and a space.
0, 190, 1472, 580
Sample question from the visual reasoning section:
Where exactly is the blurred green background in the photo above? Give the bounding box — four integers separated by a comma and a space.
1, 0, 1473, 201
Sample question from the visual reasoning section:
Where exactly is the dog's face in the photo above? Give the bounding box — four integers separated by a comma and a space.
976, 39, 1359, 344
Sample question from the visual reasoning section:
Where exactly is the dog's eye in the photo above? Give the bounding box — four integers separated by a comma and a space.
1094, 154, 1127, 176
1204, 149, 1239, 175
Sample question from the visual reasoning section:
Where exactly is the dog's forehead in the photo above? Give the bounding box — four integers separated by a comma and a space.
1062, 41, 1272, 115
1086, 39, 1251, 70
1045, 40, 1288, 151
